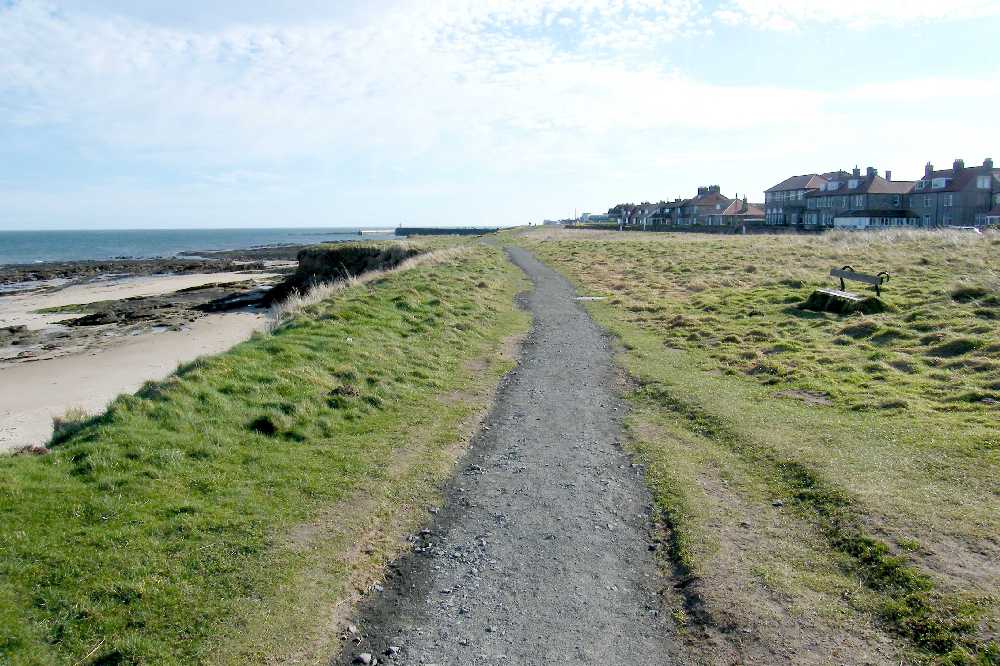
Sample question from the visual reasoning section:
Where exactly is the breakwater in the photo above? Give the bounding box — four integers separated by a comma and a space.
395, 227, 499, 237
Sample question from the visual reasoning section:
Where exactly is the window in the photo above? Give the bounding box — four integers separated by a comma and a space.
797, 190, 804, 200
892, 195, 901, 206
978, 176, 991, 189
932, 177, 949, 188
924, 195, 932, 207
915, 180, 926, 190
848, 179, 860, 189
943, 194, 953, 207
828, 181, 840, 191
923, 215, 931, 226
853, 195, 864, 208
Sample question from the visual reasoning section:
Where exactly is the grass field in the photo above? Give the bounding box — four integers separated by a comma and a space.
512, 228, 999, 664
0, 242, 529, 665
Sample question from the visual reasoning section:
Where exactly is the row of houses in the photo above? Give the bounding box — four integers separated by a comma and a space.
608, 158, 1000, 230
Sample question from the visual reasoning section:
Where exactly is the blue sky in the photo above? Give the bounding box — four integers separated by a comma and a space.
1, 0, 999, 229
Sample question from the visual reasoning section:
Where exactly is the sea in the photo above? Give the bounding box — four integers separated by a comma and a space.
0, 228, 397, 266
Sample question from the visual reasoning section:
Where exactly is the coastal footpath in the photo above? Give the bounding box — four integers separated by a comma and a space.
2, 230, 998, 665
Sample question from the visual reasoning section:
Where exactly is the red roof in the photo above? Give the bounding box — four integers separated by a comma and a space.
766, 174, 830, 193
915, 166, 1000, 194
807, 174, 914, 197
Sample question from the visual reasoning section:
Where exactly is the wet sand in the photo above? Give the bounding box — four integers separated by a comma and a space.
0, 310, 267, 452
0, 256, 293, 453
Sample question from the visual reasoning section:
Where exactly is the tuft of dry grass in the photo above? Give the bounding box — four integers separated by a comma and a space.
267, 246, 469, 330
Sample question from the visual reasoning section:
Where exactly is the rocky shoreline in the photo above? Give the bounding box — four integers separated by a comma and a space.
0, 248, 299, 366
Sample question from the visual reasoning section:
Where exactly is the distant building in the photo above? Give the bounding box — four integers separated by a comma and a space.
764, 172, 848, 225
910, 159, 1000, 227
706, 198, 765, 226
833, 210, 921, 229
677, 186, 733, 226
804, 167, 913, 227
979, 191, 1000, 226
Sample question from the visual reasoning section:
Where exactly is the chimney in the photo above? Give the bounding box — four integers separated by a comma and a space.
954, 158, 965, 171
866, 167, 877, 178
885, 170, 892, 181
925, 162, 934, 176
852, 166, 861, 177
709, 185, 721, 193
697, 186, 707, 195
986, 158, 995, 170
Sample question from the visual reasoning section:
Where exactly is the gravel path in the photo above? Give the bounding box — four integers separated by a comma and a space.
338, 247, 676, 665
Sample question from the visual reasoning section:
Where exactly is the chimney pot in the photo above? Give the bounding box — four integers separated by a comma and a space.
954, 158, 965, 171
866, 167, 877, 178
885, 170, 892, 181
853, 166, 861, 177
925, 162, 934, 176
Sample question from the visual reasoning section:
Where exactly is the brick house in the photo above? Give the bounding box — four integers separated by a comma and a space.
764, 172, 848, 226
706, 198, 765, 226
909, 159, 1000, 227
676, 186, 733, 226
804, 167, 913, 227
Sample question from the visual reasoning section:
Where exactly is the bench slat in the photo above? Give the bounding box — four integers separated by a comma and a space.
816, 288, 865, 301
830, 268, 883, 285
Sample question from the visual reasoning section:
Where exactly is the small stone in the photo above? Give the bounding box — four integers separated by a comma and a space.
347, 624, 358, 635
739, 521, 751, 528
486, 625, 497, 633
353, 653, 373, 665
385, 646, 401, 657
772, 500, 784, 507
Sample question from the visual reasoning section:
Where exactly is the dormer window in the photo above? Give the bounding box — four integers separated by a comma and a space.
978, 176, 992, 189
931, 177, 950, 188
828, 181, 840, 191
848, 179, 860, 189
915, 181, 926, 190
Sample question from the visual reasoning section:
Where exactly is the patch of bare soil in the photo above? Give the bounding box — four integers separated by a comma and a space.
773, 390, 833, 406
633, 421, 901, 665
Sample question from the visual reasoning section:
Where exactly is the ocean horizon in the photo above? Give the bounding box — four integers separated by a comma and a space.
0, 227, 397, 266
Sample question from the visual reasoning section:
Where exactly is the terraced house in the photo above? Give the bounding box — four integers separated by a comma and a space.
803, 167, 914, 227
705, 198, 765, 226
763, 171, 849, 225
909, 158, 1000, 227
676, 185, 733, 225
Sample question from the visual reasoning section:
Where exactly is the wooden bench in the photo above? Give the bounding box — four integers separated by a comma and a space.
823, 266, 890, 298
801, 266, 890, 314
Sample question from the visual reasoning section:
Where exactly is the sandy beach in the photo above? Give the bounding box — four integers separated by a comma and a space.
0, 266, 285, 452
0, 311, 266, 452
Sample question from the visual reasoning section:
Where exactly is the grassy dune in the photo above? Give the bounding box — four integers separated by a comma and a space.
0, 243, 529, 665
513, 228, 999, 664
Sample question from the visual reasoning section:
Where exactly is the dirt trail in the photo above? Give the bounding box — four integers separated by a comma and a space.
338, 247, 676, 664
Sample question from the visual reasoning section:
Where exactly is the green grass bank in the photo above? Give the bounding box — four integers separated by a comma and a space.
511, 228, 999, 664
0, 242, 529, 665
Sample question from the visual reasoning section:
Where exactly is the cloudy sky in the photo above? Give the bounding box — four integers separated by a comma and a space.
2, 0, 999, 229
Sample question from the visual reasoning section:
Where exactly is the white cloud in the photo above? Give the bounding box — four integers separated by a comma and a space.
0, 0, 998, 227
715, 0, 1000, 30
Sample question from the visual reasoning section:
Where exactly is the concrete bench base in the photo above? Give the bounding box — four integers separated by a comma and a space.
800, 288, 887, 315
